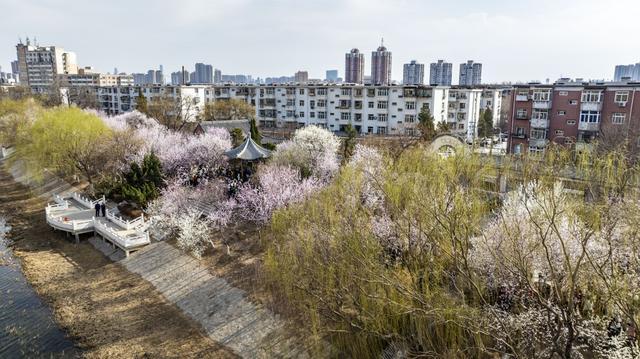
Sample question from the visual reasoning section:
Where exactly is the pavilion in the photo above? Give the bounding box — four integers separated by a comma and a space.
225, 135, 271, 161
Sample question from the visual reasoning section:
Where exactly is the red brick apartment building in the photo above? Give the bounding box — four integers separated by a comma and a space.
507, 80, 640, 154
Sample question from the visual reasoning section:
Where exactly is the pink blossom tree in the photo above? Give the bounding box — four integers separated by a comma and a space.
235, 164, 321, 224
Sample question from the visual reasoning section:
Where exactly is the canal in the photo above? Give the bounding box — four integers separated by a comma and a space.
0, 218, 77, 358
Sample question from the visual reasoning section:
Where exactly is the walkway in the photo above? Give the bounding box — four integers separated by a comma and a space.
90, 239, 307, 358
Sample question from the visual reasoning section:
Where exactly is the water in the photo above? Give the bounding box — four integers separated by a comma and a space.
0, 222, 77, 358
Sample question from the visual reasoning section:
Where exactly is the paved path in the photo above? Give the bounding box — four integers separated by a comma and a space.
91, 239, 307, 358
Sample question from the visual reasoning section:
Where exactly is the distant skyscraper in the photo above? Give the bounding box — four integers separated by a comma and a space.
170, 70, 189, 85
194, 62, 213, 83
614, 63, 640, 81
132, 73, 146, 85
294, 71, 309, 83
325, 69, 338, 82
459, 60, 482, 86
429, 60, 452, 86
345, 48, 365, 84
214, 69, 222, 83
114, 67, 118, 75
370, 40, 392, 85
403, 60, 424, 85
11, 60, 19, 74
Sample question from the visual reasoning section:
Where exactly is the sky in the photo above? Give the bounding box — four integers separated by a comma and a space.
2, 0, 639, 84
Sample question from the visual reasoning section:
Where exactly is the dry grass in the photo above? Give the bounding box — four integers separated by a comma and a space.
0, 167, 237, 359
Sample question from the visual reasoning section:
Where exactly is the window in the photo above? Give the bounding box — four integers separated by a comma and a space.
341, 88, 351, 96
317, 88, 327, 95
516, 109, 528, 119
569, 100, 578, 105
355, 113, 362, 122
612, 113, 626, 124
615, 91, 629, 104
580, 111, 601, 123
581, 90, 602, 103
555, 130, 564, 136
377, 127, 387, 135
532, 109, 548, 120
567, 120, 576, 125
318, 111, 326, 119
405, 114, 416, 123
378, 114, 388, 122
368, 114, 375, 121
266, 88, 274, 95
459, 103, 466, 109
299, 100, 305, 106
557, 110, 566, 116
354, 89, 363, 96
530, 129, 546, 139
299, 112, 304, 118
368, 101, 374, 108
310, 100, 315, 109
515, 127, 525, 136
559, 91, 568, 96
377, 101, 388, 109
377, 88, 388, 96
341, 112, 351, 120
299, 89, 304, 95
286, 99, 295, 106
310, 112, 315, 118
532, 90, 550, 101
286, 110, 294, 117
367, 126, 374, 134
458, 124, 464, 129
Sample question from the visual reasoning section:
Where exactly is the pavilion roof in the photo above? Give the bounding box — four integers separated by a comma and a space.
224, 136, 271, 161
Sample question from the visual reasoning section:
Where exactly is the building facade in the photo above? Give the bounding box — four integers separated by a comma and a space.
506, 80, 640, 154
294, 71, 309, 83
403, 60, 424, 85
16, 40, 78, 91
614, 63, 640, 81
194, 63, 213, 84
459, 60, 482, 86
429, 60, 452, 86
81, 83, 500, 141
345, 48, 365, 84
325, 70, 338, 82
370, 44, 392, 85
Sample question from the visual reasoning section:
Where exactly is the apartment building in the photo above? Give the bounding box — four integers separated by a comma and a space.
507, 80, 640, 154
345, 48, 365, 84
429, 60, 453, 86
16, 39, 78, 92
60, 67, 133, 87
403, 60, 425, 85
459, 60, 482, 86
370, 44, 392, 85
85, 83, 500, 139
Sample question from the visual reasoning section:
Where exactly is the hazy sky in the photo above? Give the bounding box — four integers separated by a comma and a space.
2, 0, 639, 83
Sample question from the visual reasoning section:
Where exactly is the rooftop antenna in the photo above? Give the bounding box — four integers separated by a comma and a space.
381, 37, 384, 47
26, 36, 30, 46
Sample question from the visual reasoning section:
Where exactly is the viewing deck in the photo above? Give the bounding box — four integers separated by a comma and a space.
45, 192, 150, 257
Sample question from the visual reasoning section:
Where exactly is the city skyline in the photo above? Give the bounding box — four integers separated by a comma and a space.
2, 0, 640, 83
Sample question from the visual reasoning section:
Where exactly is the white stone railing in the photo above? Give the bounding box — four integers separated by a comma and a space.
106, 209, 145, 230
94, 218, 150, 249
73, 192, 105, 209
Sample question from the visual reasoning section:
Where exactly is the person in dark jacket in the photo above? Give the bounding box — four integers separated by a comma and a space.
94, 202, 100, 217
100, 202, 106, 217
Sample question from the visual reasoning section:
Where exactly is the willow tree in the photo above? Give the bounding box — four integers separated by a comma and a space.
14, 106, 113, 186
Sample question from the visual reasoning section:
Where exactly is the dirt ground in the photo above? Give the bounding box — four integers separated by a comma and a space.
0, 167, 237, 359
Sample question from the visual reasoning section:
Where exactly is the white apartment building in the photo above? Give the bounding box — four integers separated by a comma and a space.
480, 89, 503, 127
447, 89, 482, 142
85, 84, 500, 139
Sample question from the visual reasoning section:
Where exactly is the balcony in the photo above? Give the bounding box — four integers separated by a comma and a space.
516, 94, 529, 101
581, 102, 602, 111
511, 133, 526, 139
532, 101, 551, 109
515, 113, 528, 120
578, 121, 600, 132
529, 138, 548, 147
530, 118, 549, 128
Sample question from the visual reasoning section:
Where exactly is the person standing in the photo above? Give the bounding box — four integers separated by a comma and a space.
100, 202, 106, 217
94, 202, 100, 217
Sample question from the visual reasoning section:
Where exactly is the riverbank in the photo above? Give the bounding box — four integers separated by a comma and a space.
0, 166, 236, 358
